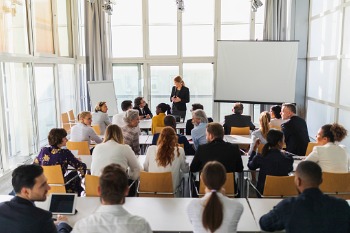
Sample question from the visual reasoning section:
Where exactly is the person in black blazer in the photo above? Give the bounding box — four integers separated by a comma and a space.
223, 102, 255, 135
281, 103, 310, 156
0, 165, 71, 233
133, 97, 153, 119
170, 76, 190, 120
185, 103, 213, 135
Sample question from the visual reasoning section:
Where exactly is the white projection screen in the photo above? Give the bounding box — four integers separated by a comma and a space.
215, 41, 298, 104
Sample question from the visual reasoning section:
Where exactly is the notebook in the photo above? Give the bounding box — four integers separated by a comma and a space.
48, 193, 77, 215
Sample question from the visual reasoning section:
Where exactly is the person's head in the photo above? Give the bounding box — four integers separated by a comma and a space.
156, 103, 171, 115
121, 100, 133, 112
270, 105, 282, 119
281, 103, 296, 120
206, 123, 224, 142
134, 97, 146, 108
259, 111, 271, 139
98, 164, 129, 205
316, 123, 348, 145
95, 101, 108, 113
156, 127, 179, 167
294, 161, 322, 193
192, 109, 208, 126
174, 75, 185, 87
12, 164, 50, 201
104, 124, 124, 144
201, 161, 226, 233
261, 129, 284, 156
79, 111, 92, 126
124, 109, 140, 127
233, 103, 244, 115
164, 115, 176, 130
191, 103, 204, 111
48, 128, 68, 147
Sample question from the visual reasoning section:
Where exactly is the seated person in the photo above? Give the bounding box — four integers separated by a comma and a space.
269, 105, 283, 129
144, 127, 189, 192
151, 103, 171, 134
223, 102, 255, 135
0, 164, 72, 233
91, 101, 111, 135
248, 129, 293, 195
305, 123, 349, 172
260, 161, 350, 232
191, 109, 209, 150
112, 100, 133, 128
133, 97, 153, 119
121, 109, 141, 155
185, 103, 213, 135
73, 164, 152, 233
152, 115, 195, 155
247, 111, 271, 155
34, 128, 87, 195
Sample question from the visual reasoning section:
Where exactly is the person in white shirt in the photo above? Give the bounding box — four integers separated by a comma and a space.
112, 100, 133, 128
144, 126, 189, 192
187, 161, 243, 233
305, 123, 349, 172
72, 164, 152, 233
248, 111, 270, 155
269, 105, 283, 129
91, 124, 141, 180
70, 111, 102, 146
91, 101, 111, 135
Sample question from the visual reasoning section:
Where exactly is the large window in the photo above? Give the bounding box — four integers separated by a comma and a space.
58, 64, 76, 113
56, 0, 72, 57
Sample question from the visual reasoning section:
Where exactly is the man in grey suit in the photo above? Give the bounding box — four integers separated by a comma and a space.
223, 102, 255, 135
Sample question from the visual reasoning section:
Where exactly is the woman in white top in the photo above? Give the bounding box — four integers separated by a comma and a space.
269, 105, 283, 129
187, 161, 243, 233
92, 101, 111, 135
70, 111, 103, 145
248, 111, 270, 155
91, 124, 141, 180
143, 126, 189, 191
305, 123, 349, 172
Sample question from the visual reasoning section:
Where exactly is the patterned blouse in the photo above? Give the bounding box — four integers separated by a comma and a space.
121, 125, 141, 155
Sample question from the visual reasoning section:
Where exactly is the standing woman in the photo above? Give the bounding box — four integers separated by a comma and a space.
170, 76, 190, 120
92, 101, 111, 135
71, 111, 103, 146
187, 161, 243, 233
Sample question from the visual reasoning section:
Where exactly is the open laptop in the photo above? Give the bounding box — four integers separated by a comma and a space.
47, 193, 77, 215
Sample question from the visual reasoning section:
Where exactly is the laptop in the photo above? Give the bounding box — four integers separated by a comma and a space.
48, 193, 77, 215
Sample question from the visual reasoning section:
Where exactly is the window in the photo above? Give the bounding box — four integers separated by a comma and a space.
78, 0, 85, 56
58, 64, 76, 113
78, 64, 88, 111
56, 0, 72, 56
339, 59, 350, 107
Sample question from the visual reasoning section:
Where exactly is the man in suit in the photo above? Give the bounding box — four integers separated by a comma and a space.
223, 102, 255, 135
281, 103, 310, 156
0, 164, 71, 233
260, 161, 350, 232
133, 97, 153, 119
185, 103, 213, 135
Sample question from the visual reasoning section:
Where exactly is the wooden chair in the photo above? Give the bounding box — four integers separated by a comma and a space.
305, 142, 317, 156
320, 172, 350, 199
92, 125, 101, 135
66, 141, 91, 155
68, 109, 76, 122
42, 165, 66, 194
198, 173, 237, 198
85, 174, 100, 197
61, 112, 70, 124
137, 171, 175, 197
230, 127, 250, 135
154, 127, 165, 134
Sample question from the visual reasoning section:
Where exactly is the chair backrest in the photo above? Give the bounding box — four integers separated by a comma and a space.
62, 123, 71, 133
154, 127, 164, 134
257, 143, 265, 154
305, 142, 317, 156
263, 175, 298, 197
66, 141, 91, 155
68, 110, 76, 122
137, 171, 174, 197
269, 125, 281, 131
320, 172, 350, 199
42, 165, 66, 194
199, 173, 236, 198
230, 127, 250, 135
85, 174, 100, 197
92, 125, 101, 135
61, 112, 70, 124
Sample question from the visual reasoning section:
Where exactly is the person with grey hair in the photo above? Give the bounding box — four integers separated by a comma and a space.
121, 109, 141, 155
191, 109, 208, 150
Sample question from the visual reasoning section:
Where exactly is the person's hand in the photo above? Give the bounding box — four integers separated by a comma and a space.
138, 115, 144, 120
176, 97, 181, 102
54, 215, 69, 225
171, 96, 176, 102
145, 114, 151, 119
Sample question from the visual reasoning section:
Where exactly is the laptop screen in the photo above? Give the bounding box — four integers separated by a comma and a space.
48, 193, 77, 215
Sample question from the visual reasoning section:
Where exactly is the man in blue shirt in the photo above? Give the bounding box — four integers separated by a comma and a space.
190, 109, 208, 150
260, 161, 350, 233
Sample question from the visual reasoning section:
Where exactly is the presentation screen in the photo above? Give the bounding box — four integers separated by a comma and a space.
88, 81, 118, 116
215, 41, 298, 104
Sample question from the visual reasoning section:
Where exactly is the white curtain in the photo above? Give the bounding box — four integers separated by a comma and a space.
263, 0, 288, 40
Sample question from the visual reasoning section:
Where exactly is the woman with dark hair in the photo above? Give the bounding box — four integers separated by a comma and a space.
269, 105, 283, 129
187, 161, 243, 233
143, 127, 189, 192
151, 103, 171, 134
305, 123, 349, 172
34, 128, 87, 195
248, 129, 293, 195
133, 97, 153, 119
170, 76, 190, 120
91, 101, 111, 134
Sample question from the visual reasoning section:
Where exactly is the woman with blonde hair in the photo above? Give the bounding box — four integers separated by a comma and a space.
248, 111, 271, 155
187, 161, 243, 233
170, 76, 190, 120
92, 101, 111, 135
144, 126, 189, 192
91, 124, 140, 180
70, 111, 102, 145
